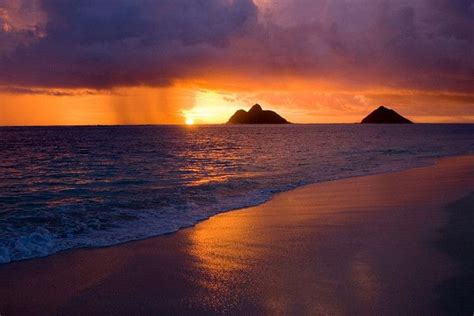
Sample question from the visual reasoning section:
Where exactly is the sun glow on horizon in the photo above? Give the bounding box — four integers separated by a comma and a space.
181, 90, 241, 125
1, 85, 473, 126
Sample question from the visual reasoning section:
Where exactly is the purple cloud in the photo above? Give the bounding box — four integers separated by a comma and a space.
0, 0, 258, 88
0, 0, 472, 93
250, 0, 473, 92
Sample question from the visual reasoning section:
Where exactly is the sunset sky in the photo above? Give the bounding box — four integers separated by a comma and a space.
0, 0, 473, 125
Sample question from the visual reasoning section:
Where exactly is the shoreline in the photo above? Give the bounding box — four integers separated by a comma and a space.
1, 155, 473, 314
1, 152, 471, 266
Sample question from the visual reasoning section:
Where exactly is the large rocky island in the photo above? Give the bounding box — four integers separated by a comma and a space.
361, 106, 413, 124
227, 104, 290, 124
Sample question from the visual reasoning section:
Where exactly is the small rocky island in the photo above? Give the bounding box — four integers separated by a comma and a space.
361, 106, 413, 124
227, 104, 290, 124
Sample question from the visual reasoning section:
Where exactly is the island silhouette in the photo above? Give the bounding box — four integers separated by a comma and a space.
361, 106, 413, 124
227, 104, 290, 124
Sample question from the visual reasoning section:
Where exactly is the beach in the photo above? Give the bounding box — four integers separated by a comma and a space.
1, 155, 473, 315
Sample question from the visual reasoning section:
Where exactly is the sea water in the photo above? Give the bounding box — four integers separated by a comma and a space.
0, 124, 473, 264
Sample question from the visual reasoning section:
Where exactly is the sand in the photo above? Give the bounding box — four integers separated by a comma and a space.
1, 155, 473, 315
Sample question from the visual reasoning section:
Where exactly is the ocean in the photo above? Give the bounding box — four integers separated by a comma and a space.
0, 124, 473, 264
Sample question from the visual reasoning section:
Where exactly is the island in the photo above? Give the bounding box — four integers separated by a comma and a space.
361, 106, 413, 124
227, 104, 290, 124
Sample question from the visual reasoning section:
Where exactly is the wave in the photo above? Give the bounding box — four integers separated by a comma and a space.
1, 124, 473, 264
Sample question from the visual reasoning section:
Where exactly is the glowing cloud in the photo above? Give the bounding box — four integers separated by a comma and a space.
0, 0, 472, 124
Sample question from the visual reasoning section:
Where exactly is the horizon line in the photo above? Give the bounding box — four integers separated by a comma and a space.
1, 122, 473, 128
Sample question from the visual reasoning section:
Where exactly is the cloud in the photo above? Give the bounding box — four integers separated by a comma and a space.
249, 0, 474, 92
0, 85, 100, 95
0, 0, 258, 88
0, 0, 472, 94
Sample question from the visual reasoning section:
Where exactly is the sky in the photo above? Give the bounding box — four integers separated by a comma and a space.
0, 0, 473, 125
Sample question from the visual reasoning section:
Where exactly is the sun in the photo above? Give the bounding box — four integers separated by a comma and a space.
185, 118, 194, 125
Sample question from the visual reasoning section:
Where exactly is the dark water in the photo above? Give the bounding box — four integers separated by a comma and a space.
0, 124, 473, 264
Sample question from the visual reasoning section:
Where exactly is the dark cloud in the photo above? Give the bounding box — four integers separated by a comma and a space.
0, 0, 258, 88
0, 0, 472, 93
0, 85, 98, 95
249, 0, 474, 92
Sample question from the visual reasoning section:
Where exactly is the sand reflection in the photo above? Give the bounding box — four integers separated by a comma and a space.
187, 209, 268, 311
185, 194, 348, 314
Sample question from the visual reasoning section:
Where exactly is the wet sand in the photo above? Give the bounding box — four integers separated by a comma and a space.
1, 155, 473, 315
436, 192, 474, 314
